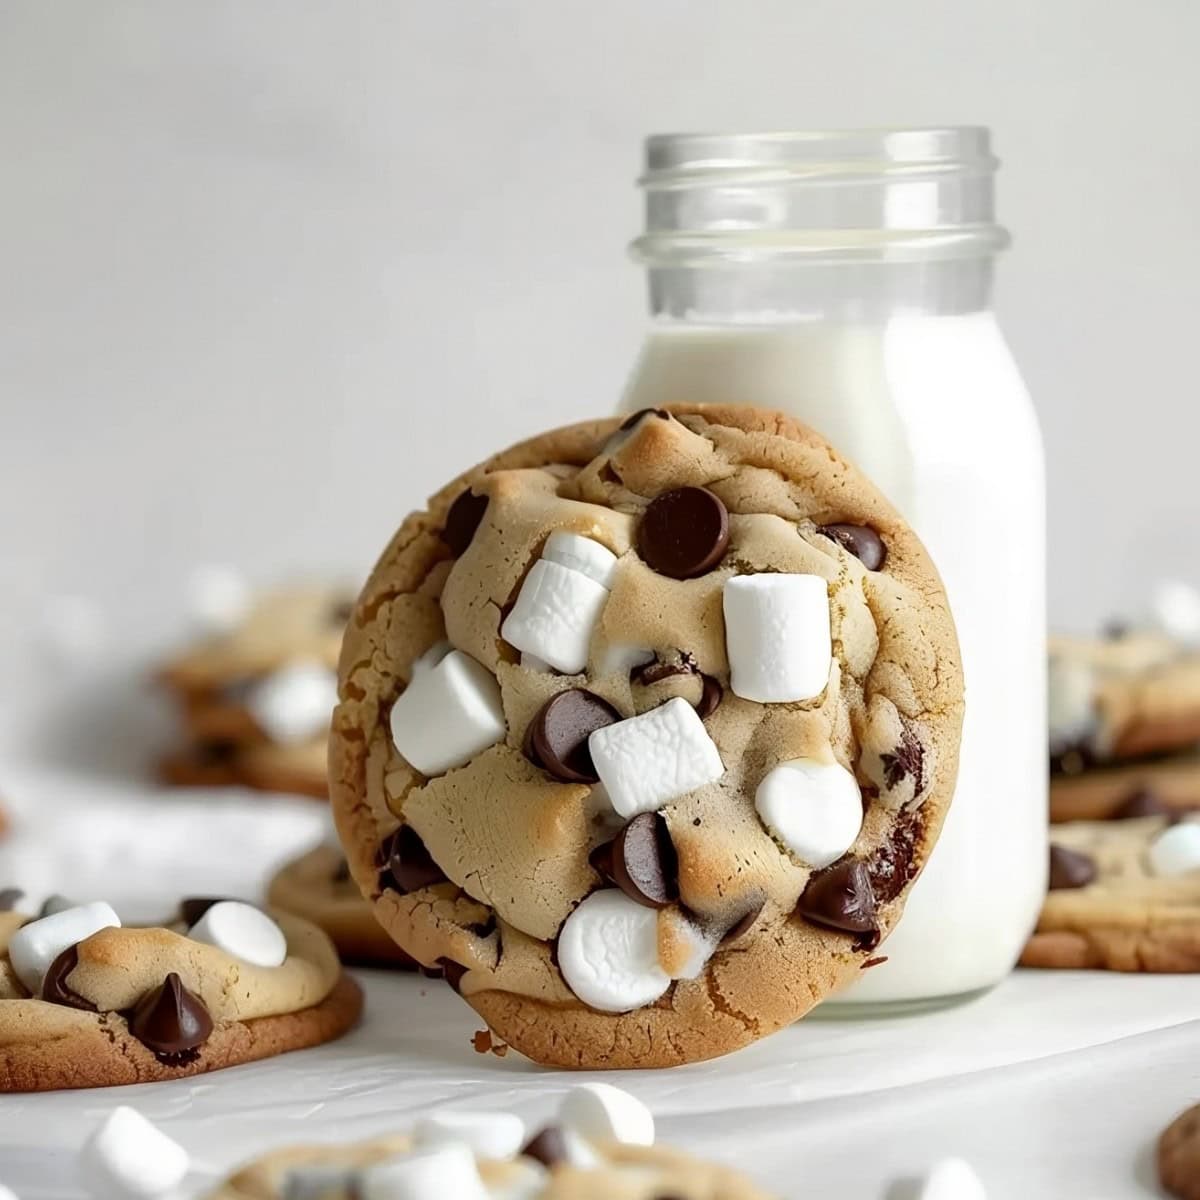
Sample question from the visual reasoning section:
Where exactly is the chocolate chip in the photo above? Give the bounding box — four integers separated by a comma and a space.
592, 813, 678, 909
439, 958, 468, 992
128, 972, 214, 1063
195, 738, 239, 766
880, 724, 925, 795
526, 689, 620, 783
797, 859, 879, 949
41, 946, 96, 1011
522, 1126, 570, 1168
179, 897, 235, 926
634, 651, 699, 685
618, 408, 670, 431
1113, 788, 1174, 820
332, 857, 352, 884
443, 488, 488, 556
817, 523, 888, 570
328, 598, 355, 626
378, 826, 447, 894
1048, 844, 1097, 890
0, 888, 23, 912
695, 675, 723, 720
720, 899, 764, 944
637, 487, 730, 580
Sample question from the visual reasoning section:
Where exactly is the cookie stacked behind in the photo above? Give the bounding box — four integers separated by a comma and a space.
158, 586, 353, 798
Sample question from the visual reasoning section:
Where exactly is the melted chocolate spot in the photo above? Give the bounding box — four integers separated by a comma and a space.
634, 651, 699, 685
443, 489, 489, 556
128, 972, 214, 1064
880, 723, 925, 795
41, 946, 97, 1011
638, 487, 730, 580
867, 805, 926, 905
816, 523, 888, 570
377, 826, 447, 894
797, 859, 880, 950
1048, 844, 1097, 890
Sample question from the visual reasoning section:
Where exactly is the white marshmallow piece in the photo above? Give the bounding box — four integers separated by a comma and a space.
187, 900, 287, 968
914, 1157, 988, 1200
185, 564, 251, 635
723, 573, 832, 703
246, 661, 338, 746
557, 889, 670, 1013
414, 1110, 526, 1160
8, 901, 121, 994
588, 697, 724, 818
657, 909, 717, 980
542, 532, 619, 589
559, 1083, 655, 1147
1047, 653, 1096, 748
755, 759, 863, 869
501, 560, 609, 675
1148, 822, 1200, 877
358, 1143, 489, 1200
79, 1107, 189, 1200
0, 1184, 18, 1200
1151, 579, 1200, 647
389, 649, 506, 776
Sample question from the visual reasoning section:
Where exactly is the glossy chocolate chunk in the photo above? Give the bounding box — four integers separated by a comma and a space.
526, 689, 620, 783
522, 1125, 570, 1168
592, 812, 679, 909
695, 675, 723, 720
638, 487, 730, 580
817, 522, 888, 570
180, 896, 236, 926
128, 972, 214, 1062
41, 945, 97, 1011
1048, 844, 1097, 890
797, 859, 879, 947
443, 489, 488, 556
634, 651, 699, 685
378, 825, 447, 894
1114, 788, 1174, 821
0, 888, 23, 912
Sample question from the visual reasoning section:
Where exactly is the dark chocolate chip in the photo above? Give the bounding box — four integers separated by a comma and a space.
0, 888, 23, 912
637, 487, 730, 580
41, 946, 97, 1011
328, 598, 355, 626
593, 812, 679, 909
634, 651, 699, 685
797, 859, 879, 949
816, 523, 888, 571
618, 408, 670, 432
880, 724, 925, 795
522, 1126, 571, 1168
720, 899, 765, 944
332, 857, 352, 884
180, 897, 236, 926
695, 675, 723, 720
443, 489, 489, 556
128, 972, 214, 1063
1048, 844, 1097, 890
194, 738, 239, 766
1113, 788, 1175, 821
439, 958, 468, 992
378, 826, 447, 894
525, 689, 620, 783
867, 805, 925, 905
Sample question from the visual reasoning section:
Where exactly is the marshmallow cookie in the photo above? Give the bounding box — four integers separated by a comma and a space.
1160, 1100, 1200, 1200
0, 897, 361, 1090
1021, 816, 1200, 971
212, 1084, 776, 1200
158, 585, 352, 798
330, 405, 964, 1068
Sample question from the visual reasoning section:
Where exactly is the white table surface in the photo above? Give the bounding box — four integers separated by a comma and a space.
0, 763, 1196, 1199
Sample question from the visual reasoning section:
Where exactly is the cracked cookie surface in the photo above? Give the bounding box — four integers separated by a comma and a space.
330, 405, 963, 1068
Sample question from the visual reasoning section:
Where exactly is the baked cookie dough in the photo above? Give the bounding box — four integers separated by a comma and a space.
212, 1086, 775, 1199
267, 843, 416, 968
1050, 754, 1200, 823
0, 895, 361, 1091
158, 585, 353, 798
330, 405, 964, 1068
1160, 1100, 1200, 1200
1021, 816, 1200, 971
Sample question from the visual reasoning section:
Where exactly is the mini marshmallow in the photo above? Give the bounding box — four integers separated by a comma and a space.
389, 649, 506, 776
1151, 579, 1200, 647
246, 661, 339, 746
358, 1143, 489, 1200
187, 900, 287, 968
913, 1157, 987, 1200
79, 1107, 189, 1200
558, 1083, 655, 1147
557, 889, 670, 1013
8, 901, 121, 993
1148, 822, 1200, 877
588, 697, 724, 818
542, 532, 619, 589
186, 564, 251, 635
755, 758, 863, 869
596, 643, 655, 676
723, 573, 832, 703
501, 560, 610, 675
414, 1110, 526, 1160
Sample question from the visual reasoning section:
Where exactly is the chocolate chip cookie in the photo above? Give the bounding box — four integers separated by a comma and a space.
1050, 754, 1200, 823
1160, 1101, 1200, 1200
330, 405, 964, 1068
0, 896, 362, 1090
158, 585, 354, 798
1021, 816, 1200, 971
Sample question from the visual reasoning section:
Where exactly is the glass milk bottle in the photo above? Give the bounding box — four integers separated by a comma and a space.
621, 129, 1046, 1009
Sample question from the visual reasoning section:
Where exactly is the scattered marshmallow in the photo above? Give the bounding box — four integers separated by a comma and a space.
1149, 822, 1200, 877
723, 574, 832, 703
187, 900, 287, 968
1047, 653, 1096, 748
656, 908, 716, 980
557, 889, 670, 1012
912, 1157, 987, 1200
596, 643, 655, 676
755, 758, 863, 869
79, 1107, 189, 1200
389, 650, 506, 776
542, 532, 619, 589
558, 1083, 655, 1147
1151, 579, 1200, 647
246, 661, 339, 746
414, 1110, 526, 1160
185, 564, 251, 635
501, 560, 610, 675
588, 697, 723, 818
8, 901, 121, 994
358, 1143, 489, 1200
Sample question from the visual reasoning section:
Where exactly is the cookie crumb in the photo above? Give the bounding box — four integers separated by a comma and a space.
472, 1028, 509, 1056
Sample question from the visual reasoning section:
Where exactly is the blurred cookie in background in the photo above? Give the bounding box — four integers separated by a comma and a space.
157, 582, 353, 799
1051, 753, 1200, 823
